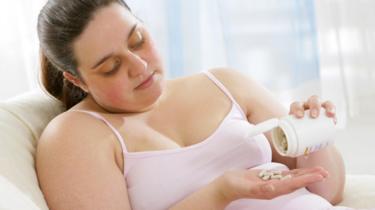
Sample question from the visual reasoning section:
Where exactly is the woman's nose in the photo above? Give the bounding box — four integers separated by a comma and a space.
125, 50, 148, 78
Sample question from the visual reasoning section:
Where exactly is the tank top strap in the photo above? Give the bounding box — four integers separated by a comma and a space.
202, 71, 247, 119
203, 71, 238, 103
70, 110, 129, 155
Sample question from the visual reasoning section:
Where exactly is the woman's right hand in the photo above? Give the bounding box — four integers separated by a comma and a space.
216, 166, 329, 202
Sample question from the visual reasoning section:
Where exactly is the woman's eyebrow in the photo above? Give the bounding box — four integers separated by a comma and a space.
91, 24, 138, 69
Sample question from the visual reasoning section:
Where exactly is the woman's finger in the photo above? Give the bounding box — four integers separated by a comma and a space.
275, 173, 325, 194
251, 172, 325, 199
321, 100, 336, 118
305, 95, 321, 118
289, 101, 305, 118
287, 166, 328, 178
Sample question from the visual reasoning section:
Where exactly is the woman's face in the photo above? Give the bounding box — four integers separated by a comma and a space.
73, 3, 165, 113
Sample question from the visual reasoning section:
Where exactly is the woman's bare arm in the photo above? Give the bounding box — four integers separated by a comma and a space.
36, 112, 132, 210
208, 68, 345, 204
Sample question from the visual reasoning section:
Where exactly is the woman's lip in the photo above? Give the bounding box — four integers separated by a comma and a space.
135, 72, 155, 90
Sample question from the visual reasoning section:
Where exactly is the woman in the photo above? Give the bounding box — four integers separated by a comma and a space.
36, 0, 346, 209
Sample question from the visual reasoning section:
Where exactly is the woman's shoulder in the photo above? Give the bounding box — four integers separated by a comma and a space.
187, 68, 258, 106
173, 68, 256, 88
37, 110, 115, 155
36, 110, 130, 210
169, 68, 252, 89
206, 68, 257, 90
41, 110, 101, 135
208, 67, 274, 98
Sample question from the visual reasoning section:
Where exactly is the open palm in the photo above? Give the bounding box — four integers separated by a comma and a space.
222, 166, 328, 200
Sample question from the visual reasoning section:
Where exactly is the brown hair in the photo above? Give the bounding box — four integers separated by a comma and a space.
38, 0, 131, 109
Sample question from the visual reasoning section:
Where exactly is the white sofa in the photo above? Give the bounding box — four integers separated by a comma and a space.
0, 91, 374, 210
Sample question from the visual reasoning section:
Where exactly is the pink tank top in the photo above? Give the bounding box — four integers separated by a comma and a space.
77, 71, 346, 210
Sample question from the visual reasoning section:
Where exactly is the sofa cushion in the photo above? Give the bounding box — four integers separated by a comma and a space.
0, 90, 64, 210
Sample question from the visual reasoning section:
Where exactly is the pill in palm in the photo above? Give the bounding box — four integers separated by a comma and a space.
258, 170, 292, 181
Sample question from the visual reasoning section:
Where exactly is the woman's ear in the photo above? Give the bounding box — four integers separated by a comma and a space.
63, 71, 89, 93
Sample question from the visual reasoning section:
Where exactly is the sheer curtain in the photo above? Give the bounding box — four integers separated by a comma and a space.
0, 0, 46, 100
315, 0, 375, 174
216, 0, 320, 105
315, 0, 375, 123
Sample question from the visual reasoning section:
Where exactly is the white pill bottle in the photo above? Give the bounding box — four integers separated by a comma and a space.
248, 109, 337, 157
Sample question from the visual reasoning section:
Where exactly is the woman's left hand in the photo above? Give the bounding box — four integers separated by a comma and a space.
289, 95, 337, 124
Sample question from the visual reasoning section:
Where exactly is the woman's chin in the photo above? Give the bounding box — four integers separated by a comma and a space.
123, 84, 164, 113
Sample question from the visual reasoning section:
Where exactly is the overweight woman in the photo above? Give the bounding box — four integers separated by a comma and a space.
36, 0, 347, 209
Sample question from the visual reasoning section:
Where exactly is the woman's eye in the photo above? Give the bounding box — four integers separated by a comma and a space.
129, 30, 145, 50
104, 58, 121, 76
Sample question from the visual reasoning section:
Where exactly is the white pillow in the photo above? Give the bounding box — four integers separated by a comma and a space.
339, 174, 375, 209
0, 176, 44, 210
0, 91, 64, 210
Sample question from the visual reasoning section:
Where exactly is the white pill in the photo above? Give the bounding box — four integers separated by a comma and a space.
272, 170, 282, 175
258, 170, 267, 178
262, 175, 271, 180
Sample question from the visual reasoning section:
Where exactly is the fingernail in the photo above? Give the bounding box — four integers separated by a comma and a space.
311, 109, 318, 118
319, 169, 329, 178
